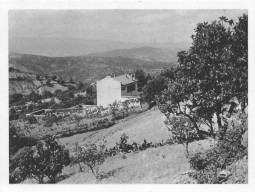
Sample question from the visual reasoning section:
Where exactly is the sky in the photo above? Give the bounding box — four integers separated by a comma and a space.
9, 9, 247, 43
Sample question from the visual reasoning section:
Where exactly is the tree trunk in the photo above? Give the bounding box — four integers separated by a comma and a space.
183, 113, 203, 138
78, 163, 83, 172
208, 119, 215, 138
185, 131, 189, 157
89, 166, 98, 180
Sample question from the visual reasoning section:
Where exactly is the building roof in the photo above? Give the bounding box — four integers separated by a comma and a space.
113, 74, 137, 85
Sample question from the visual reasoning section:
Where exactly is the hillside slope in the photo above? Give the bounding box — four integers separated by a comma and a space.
56, 109, 215, 184
9, 71, 42, 95
9, 37, 190, 57
89, 47, 176, 62
9, 53, 175, 83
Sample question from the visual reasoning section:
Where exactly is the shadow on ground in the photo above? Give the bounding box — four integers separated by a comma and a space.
99, 167, 124, 180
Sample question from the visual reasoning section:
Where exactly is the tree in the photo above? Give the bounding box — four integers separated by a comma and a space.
42, 91, 53, 99
51, 75, 57, 81
77, 81, 86, 90
69, 77, 74, 83
25, 91, 41, 103
159, 68, 175, 81
10, 135, 70, 183
158, 14, 248, 137
9, 147, 34, 183
71, 143, 106, 180
134, 69, 148, 91
142, 75, 168, 103
34, 135, 70, 183
9, 108, 19, 121
9, 93, 23, 106
164, 116, 198, 156
36, 74, 40, 80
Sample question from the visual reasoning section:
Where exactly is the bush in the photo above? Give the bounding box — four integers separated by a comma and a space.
71, 143, 106, 180
189, 115, 248, 184
165, 116, 199, 156
9, 135, 70, 183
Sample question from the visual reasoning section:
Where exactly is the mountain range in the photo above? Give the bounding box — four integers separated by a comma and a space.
9, 53, 176, 84
9, 37, 190, 94
9, 37, 190, 61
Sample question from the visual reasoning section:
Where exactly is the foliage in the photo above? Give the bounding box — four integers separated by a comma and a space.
71, 143, 106, 180
9, 124, 38, 156
165, 116, 199, 156
9, 93, 23, 106
142, 75, 168, 103
51, 75, 57, 81
10, 135, 70, 183
9, 108, 19, 121
159, 68, 175, 81
157, 14, 248, 138
189, 115, 247, 183
9, 147, 35, 183
134, 69, 148, 91
42, 91, 53, 99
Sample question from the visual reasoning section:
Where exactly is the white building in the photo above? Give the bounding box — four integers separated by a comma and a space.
97, 74, 139, 107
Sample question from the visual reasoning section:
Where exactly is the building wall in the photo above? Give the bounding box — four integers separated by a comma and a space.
121, 82, 138, 96
97, 76, 122, 107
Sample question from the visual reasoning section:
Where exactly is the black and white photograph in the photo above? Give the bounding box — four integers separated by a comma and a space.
1, 0, 254, 190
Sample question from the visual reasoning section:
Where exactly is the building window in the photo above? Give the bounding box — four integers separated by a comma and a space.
127, 84, 135, 93
121, 86, 126, 91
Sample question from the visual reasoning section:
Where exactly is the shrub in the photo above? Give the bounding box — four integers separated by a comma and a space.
165, 116, 199, 156
189, 116, 248, 183
9, 135, 70, 183
71, 143, 106, 180
9, 147, 34, 183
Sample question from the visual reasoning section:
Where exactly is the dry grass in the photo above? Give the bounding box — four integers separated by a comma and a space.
59, 109, 170, 151
59, 139, 214, 184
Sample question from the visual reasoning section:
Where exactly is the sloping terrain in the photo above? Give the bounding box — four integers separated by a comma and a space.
59, 109, 170, 150
56, 109, 214, 184
59, 139, 214, 184
9, 37, 189, 57
89, 47, 176, 62
9, 53, 176, 83
9, 71, 42, 95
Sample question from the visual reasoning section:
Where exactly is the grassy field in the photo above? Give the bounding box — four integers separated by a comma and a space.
59, 108, 171, 151
57, 139, 215, 184
21, 108, 247, 184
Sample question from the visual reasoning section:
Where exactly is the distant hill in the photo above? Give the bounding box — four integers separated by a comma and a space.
9, 37, 190, 58
9, 69, 42, 95
9, 68, 70, 95
9, 53, 176, 83
89, 47, 177, 62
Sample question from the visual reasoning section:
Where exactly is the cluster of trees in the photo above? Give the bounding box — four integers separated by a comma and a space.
10, 125, 70, 184
9, 83, 97, 121
132, 15, 248, 158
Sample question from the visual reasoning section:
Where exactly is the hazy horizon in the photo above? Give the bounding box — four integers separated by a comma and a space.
9, 10, 247, 44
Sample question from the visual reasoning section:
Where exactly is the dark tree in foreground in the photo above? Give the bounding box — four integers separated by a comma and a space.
158, 14, 248, 137
9, 135, 70, 183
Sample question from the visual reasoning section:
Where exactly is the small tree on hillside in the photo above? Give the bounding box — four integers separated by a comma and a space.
71, 143, 106, 181
164, 116, 198, 156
